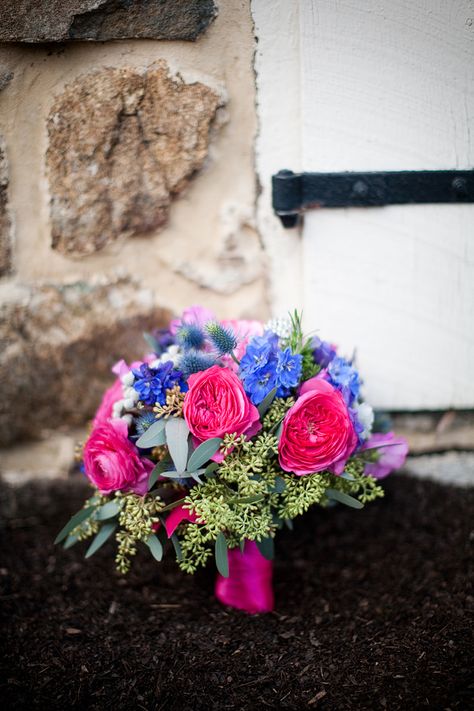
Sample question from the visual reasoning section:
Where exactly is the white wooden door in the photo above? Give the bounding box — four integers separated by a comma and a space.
253, 0, 474, 410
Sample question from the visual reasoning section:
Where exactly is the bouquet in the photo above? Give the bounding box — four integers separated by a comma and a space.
56, 306, 408, 613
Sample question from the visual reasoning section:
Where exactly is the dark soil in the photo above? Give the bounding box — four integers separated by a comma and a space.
0, 474, 472, 711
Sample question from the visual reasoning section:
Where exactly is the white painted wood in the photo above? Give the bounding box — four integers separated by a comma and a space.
251, 0, 304, 315
299, 0, 474, 409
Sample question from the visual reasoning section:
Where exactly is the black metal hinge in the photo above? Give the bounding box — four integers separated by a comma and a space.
272, 169, 474, 227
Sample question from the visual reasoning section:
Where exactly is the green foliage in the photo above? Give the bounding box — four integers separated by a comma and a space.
281, 310, 320, 381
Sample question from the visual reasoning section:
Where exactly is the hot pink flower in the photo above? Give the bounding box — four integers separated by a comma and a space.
279, 378, 357, 475
92, 378, 123, 429
83, 419, 154, 495
183, 365, 261, 446
363, 432, 408, 478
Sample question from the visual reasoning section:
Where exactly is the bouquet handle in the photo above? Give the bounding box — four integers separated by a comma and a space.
215, 540, 274, 614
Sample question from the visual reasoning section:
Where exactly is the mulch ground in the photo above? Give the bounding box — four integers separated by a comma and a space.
0, 474, 472, 711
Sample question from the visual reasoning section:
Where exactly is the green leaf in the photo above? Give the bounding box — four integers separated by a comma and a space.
284, 518, 293, 531
63, 534, 79, 549
215, 532, 229, 578
165, 418, 190, 474
326, 488, 364, 509
95, 500, 122, 521
187, 438, 223, 472
136, 419, 166, 449
256, 536, 274, 560
54, 506, 95, 544
257, 387, 277, 417
271, 476, 286, 494
85, 522, 117, 558
143, 331, 160, 353
145, 533, 163, 562
148, 458, 172, 490
341, 471, 356, 481
171, 533, 182, 561
275, 422, 284, 442
239, 539, 245, 553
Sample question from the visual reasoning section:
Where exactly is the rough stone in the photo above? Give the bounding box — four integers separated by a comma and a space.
46, 64, 225, 255
0, 137, 12, 277
0, 278, 171, 446
0, 1, 217, 42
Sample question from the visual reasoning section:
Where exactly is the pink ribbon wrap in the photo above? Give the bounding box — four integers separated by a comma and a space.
215, 540, 274, 614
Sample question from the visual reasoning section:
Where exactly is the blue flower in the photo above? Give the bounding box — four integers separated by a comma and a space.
177, 324, 205, 350
239, 334, 278, 376
327, 356, 361, 405
205, 322, 238, 355
312, 336, 337, 368
132, 361, 187, 406
276, 348, 302, 391
135, 411, 157, 437
240, 332, 302, 405
243, 364, 278, 404
180, 350, 216, 378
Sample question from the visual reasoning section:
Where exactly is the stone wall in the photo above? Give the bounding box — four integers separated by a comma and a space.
0, 1, 267, 446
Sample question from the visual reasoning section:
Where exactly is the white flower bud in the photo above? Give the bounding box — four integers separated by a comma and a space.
120, 371, 135, 387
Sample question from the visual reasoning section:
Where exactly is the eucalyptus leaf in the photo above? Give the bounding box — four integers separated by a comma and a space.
63, 534, 79, 549
190, 471, 204, 484
136, 419, 166, 449
148, 458, 172, 490
54, 506, 95, 544
85, 522, 117, 558
275, 422, 284, 442
95, 500, 122, 521
239, 539, 245, 553
256, 536, 274, 560
257, 387, 278, 417
341, 471, 356, 482
215, 532, 229, 578
326, 488, 364, 509
284, 518, 293, 531
171, 533, 183, 561
143, 331, 160, 353
165, 418, 190, 474
187, 438, 222, 472
271, 476, 286, 494
145, 533, 163, 562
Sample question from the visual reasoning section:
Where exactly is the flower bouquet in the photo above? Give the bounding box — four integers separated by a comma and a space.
56, 306, 408, 614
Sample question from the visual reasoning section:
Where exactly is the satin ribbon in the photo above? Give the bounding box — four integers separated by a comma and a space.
215, 540, 274, 614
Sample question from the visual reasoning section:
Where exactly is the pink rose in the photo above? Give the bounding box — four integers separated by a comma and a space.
92, 378, 123, 429
279, 379, 357, 475
83, 419, 154, 495
363, 432, 408, 479
183, 365, 261, 445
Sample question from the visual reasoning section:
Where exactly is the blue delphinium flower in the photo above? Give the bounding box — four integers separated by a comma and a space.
205, 322, 238, 356
276, 347, 302, 395
132, 361, 187, 406
240, 332, 302, 404
312, 336, 337, 368
180, 350, 216, 378
327, 356, 361, 406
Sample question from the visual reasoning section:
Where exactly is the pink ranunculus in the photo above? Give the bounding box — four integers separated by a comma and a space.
278, 378, 357, 476
83, 419, 154, 495
363, 432, 408, 479
183, 365, 261, 446
92, 378, 124, 429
